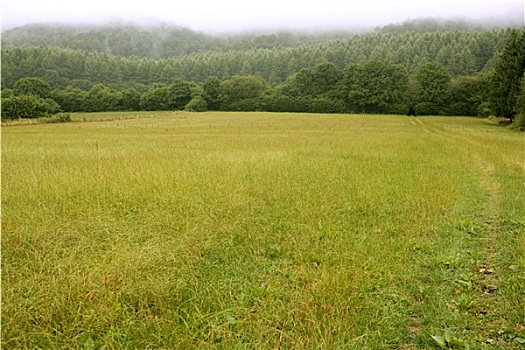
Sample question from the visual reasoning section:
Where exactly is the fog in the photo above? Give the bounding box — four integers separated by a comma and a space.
2, 0, 523, 32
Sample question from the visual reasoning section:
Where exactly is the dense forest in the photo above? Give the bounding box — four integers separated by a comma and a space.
2, 18, 510, 59
1, 27, 511, 86
1, 20, 524, 124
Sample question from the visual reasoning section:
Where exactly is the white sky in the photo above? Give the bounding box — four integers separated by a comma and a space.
2, 0, 523, 32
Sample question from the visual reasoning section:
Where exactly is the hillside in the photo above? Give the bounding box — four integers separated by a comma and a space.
376, 17, 522, 34
1, 29, 510, 89
1, 23, 356, 59
1, 18, 516, 59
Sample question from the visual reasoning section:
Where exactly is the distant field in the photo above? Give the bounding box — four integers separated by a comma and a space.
2, 112, 524, 349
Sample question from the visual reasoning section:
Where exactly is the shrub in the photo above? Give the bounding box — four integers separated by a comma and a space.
140, 86, 170, 111
228, 98, 262, 111
512, 113, 525, 131
185, 96, 208, 112
13, 77, 52, 98
308, 97, 345, 114
261, 94, 310, 113
446, 102, 475, 116
415, 102, 442, 116
46, 113, 72, 123
477, 102, 493, 118
1, 95, 61, 120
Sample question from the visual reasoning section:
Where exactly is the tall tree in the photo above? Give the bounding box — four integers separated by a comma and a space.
82, 84, 122, 112
13, 77, 52, 98
490, 29, 525, 121
283, 61, 343, 99
119, 88, 141, 111
1, 95, 61, 119
51, 87, 88, 112
447, 74, 491, 116
140, 85, 171, 111
514, 72, 525, 127
413, 61, 451, 115
343, 61, 409, 114
202, 76, 221, 110
220, 75, 266, 109
167, 78, 192, 110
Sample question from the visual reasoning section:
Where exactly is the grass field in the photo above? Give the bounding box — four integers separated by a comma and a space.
2, 112, 524, 349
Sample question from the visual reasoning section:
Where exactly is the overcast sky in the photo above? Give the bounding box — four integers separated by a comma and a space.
2, 0, 523, 32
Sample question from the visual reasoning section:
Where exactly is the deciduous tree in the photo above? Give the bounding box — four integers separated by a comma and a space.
202, 76, 221, 110
167, 78, 193, 110
220, 75, 266, 110
13, 77, 52, 98
1, 95, 61, 119
413, 61, 451, 115
343, 61, 409, 114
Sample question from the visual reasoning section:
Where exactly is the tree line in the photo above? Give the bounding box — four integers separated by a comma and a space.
1, 23, 355, 59
1, 29, 511, 90
3, 19, 513, 60
2, 28, 524, 124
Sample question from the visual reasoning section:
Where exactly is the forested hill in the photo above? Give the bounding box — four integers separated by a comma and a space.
376, 17, 521, 34
1, 28, 511, 89
2, 21, 523, 122
1, 18, 515, 59
1, 23, 355, 59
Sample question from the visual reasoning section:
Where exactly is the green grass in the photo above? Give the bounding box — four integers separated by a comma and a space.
2, 112, 524, 349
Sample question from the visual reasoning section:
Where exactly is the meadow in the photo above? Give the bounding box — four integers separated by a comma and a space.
2, 112, 524, 349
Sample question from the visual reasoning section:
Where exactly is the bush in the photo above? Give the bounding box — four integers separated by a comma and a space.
227, 98, 262, 111
512, 113, 525, 131
477, 102, 493, 118
13, 77, 52, 98
308, 97, 345, 113
220, 75, 266, 109
1, 95, 62, 120
386, 103, 411, 115
51, 87, 88, 112
446, 102, 475, 116
2, 89, 15, 98
46, 113, 72, 123
415, 102, 442, 116
82, 84, 122, 112
261, 94, 310, 113
140, 86, 170, 111
185, 96, 208, 112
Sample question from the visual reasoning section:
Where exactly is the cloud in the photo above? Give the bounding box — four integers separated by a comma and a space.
2, 0, 523, 31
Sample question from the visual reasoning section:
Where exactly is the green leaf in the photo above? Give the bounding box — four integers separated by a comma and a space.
432, 335, 447, 348
444, 330, 453, 344
112, 301, 122, 312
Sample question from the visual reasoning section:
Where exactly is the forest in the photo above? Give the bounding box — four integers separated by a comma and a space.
1, 20, 524, 123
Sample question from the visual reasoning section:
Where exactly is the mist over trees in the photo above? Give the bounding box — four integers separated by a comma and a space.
1, 23, 354, 59
1, 20, 524, 121
1, 29, 509, 87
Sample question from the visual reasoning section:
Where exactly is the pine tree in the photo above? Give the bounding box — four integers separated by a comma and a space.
490, 29, 525, 121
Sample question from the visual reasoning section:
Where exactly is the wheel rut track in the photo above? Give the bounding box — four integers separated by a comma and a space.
411, 117, 511, 346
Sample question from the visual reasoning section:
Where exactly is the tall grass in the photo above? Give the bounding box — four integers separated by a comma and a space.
2, 112, 524, 348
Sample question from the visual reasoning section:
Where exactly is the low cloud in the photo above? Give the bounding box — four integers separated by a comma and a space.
2, 0, 523, 32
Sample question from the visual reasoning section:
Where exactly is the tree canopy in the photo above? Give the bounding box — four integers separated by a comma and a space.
1, 23, 522, 122
1, 29, 511, 89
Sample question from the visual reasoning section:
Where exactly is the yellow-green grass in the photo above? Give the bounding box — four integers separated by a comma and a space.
2, 112, 524, 349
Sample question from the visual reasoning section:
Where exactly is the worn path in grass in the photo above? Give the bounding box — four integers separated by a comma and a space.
413, 116, 524, 348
